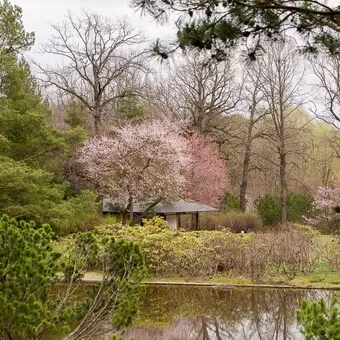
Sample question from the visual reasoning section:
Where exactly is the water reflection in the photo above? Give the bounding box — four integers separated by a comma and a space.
124, 286, 334, 340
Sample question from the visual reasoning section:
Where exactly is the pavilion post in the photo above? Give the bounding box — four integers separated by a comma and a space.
177, 213, 181, 229
191, 212, 199, 230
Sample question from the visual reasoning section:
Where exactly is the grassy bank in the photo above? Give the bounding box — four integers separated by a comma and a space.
145, 273, 340, 289
81, 271, 340, 289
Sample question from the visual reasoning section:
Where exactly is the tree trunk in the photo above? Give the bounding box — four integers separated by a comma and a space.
122, 211, 128, 225
94, 182, 103, 215
240, 114, 254, 212
92, 65, 102, 136
93, 109, 101, 135
131, 198, 163, 225
280, 152, 288, 226
278, 85, 288, 226
129, 195, 134, 223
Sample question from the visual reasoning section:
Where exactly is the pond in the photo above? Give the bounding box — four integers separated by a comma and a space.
123, 285, 336, 340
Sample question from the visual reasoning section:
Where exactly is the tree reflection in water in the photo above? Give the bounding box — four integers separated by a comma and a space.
123, 286, 334, 340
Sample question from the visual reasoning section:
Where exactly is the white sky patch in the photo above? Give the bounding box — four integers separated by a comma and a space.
14, 0, 176, 62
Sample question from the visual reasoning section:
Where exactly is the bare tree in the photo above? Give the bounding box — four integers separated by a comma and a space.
239, 65, 267, 212
34, 11, 148, 135
151, 51, 242, 135
146, 52, 244, 201
312, 55, 340, 128
253, 40, 309, 225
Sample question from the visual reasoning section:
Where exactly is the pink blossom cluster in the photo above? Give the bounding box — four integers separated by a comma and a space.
78, 120, 190, 209
305, 186, 340, 226
185, 133, 228, 206
77, 120, 228, 210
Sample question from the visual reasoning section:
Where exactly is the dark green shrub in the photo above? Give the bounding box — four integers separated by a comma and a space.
0, 215, 146, 339
297, 295, 340, 339
220, 192, 241, 211
255, 194, 281, 226
0, 215, 60, 339
256, 192, 313, 227
49, 189, 100, 235
287, 192, 313, 222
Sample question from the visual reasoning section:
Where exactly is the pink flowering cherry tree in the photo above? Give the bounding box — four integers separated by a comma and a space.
185, 133, 228, 207
77, 120, 190, 223
305, 186, 340, 232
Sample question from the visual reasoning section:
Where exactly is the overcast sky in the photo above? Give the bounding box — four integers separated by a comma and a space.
14, 0, 175, 61
15, 0, 337, 44
10, 0, 336, 120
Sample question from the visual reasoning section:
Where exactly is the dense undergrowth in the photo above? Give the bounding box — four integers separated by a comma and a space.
87, 217, 340, 281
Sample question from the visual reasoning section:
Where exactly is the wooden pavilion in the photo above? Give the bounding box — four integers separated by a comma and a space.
102, 199, 217, 230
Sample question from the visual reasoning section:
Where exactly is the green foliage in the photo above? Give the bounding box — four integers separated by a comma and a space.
116, 95, 148, 122
64, 99, 89, 130
0, 156, 64, 217
133, 0, 340, 59
220, 191, 241, 211
0, 215, 146, 339
0, 215, 60, 339
171, 229, 250, 277
95, 217, 174, 273
60, 232, 146, 338
0, 4, 95, 235
0, 0, 34, 53
0, 156, 99, 235
256, 194, 282, 226
297, 295, 340, 340
105, 240, 146, 328
48, 190, 100, 235
109, 335, 134, 340
288, 192, 314, 223
0, 52, 85, 172
109, 335, 124, 340
256, 192, 313, 226
293, 223, 320, 237
316, 235, 340, 269
0, 16, 63, 167
142, 215, 170, 231
103, 214, 123, 225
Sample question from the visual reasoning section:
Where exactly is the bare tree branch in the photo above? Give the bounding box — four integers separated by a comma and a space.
33, 11, 149, 135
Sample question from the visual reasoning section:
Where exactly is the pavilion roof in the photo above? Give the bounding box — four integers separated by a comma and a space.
103, 198, 217, 214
